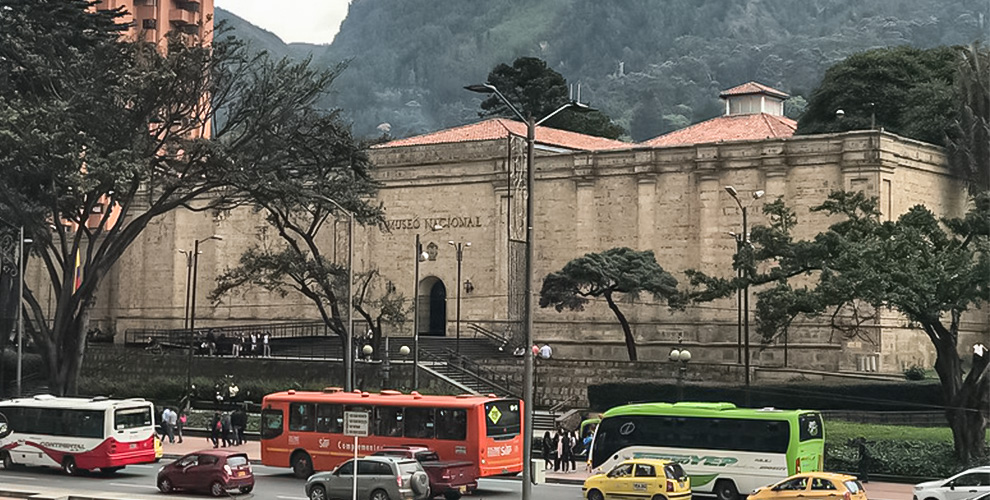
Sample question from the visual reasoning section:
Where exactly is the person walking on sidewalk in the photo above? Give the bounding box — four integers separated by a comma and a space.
221, 411, 232, 447
542, 431, 553, 470
263, 332, 272, 357
231, 406, 247, 446
567, 430, 578, 472
160, 407, 175, 444
165, 407, 178, 445
855, 437, 872, 483
210, 412, 222, 448
176, 411, 186, 444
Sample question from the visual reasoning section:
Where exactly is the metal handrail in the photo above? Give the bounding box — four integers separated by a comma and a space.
125, 321, 328, 345
549, 394, 578, 414
420, 348, 519, 398
434, 347, 521, 398
466, 323, 509, 346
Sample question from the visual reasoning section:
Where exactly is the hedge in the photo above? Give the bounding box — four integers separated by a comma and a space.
587, 381, 944, 412
826, 421, 984, 478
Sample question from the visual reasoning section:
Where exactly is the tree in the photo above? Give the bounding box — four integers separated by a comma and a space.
687, 191, 990, 463
538, 248, 681, 361
0, 0, 361, 394
797, 46, 961, 145
479, 57, 624, 140
352, 269, 409, 361
947, 43, 990, 193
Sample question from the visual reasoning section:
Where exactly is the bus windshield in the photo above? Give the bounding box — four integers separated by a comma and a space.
484, 400, 520, 437
114, 407, 152, 430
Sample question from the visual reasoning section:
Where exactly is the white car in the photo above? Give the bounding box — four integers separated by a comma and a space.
915, 467, 990, 500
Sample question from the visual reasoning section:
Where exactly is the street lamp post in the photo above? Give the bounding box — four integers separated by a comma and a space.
16, 228, 31, 397
187, 235, 222, 390
724, 186, 764, 392
179, 250, 193, 330
465, 83, 593, 497
315, 195, 356, 393
412, 235, 428, 390
668, 338, 692, 402
448, 241, 470, 356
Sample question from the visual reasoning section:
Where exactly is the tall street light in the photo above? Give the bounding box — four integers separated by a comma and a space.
448, 241, 470, 356
668, 337, 692, 402
315, 195, 356, 393
411, 225, 442, 391
724, 186, 764, 392
178, 249, 193, 330
15, 228, 31, 397
465, 83, 593, 498
187, 234, 222, 388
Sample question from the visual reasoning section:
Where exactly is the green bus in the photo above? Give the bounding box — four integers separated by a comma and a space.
589, 402, 824, 500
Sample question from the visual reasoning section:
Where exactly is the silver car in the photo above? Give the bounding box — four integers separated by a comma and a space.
305, 456, 431, 500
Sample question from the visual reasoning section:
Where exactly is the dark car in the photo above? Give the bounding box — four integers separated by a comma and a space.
157, 450, 254, 496
373, 446, 478, 499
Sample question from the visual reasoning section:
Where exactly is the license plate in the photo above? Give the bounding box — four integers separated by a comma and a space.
129, 443, 137, 449
237, 471, 246, 477
459, 487, 466, 493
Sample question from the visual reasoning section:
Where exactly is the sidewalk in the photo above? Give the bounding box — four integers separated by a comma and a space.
159, 434, 260, 459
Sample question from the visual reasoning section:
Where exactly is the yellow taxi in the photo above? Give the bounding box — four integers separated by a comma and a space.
154, 435, 163, 462
750, 472, 867, 500
584, 459, 691, 500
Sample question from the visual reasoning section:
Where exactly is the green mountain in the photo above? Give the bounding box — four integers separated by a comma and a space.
219, 1, 988, 141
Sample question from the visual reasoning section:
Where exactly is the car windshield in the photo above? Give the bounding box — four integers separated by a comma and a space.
398, 461, 420, 475
226, 456, 248, 467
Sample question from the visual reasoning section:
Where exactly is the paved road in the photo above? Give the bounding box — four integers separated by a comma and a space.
0, 462, 584, 500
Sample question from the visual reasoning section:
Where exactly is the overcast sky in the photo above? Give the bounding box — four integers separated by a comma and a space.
214, 0, 349, 45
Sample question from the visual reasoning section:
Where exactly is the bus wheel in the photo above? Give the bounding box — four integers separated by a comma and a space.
61, 456, 79, 475
715, 479, 739, 500
588, 489, 605, 500
291, 451, 313, 479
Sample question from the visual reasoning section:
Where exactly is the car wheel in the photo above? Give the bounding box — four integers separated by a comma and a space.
309, 485, 327, 500
158, 476, 174, 493
370, 489, 391, 500
210, 480, 226, 497
292, 451, 314, 479
715, 479, 740, 500
653, 495, 668, 500
1, 451, 13, 469
240, 485, 254, 494
588, 489, 605, 500
62, 456, 78, 476
443, 491, 462, 500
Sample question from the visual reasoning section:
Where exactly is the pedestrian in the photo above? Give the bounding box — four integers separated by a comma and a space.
568, 430, 578, 472
160, 407, 174, 444
221, 411, 232, 447
239, 333, 248, 358
210, 412, 221, 448
176, 410, 186, 444
231, 333, 241, 357
165, 407, 178, 444
231, 406, 247, 446
263, 331, 271, 357
250, 332, 258, 356
539, 343, 553, 360
541, 431, 553, 470
531, 344, 539, 357
206, 329, 216, 356
554, 428, 564, 472
855, 437, 872, 483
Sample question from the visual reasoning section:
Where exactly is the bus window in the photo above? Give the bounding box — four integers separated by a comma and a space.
114, 407, 152, 430
799, 413, 823, 441
316, 404, 342, 433
404, 407, 435, 439
436, 409, 466, 440
375, 406, 403, 437
289, 403, 316, 432
261, 408, 284, 439
484, 400, 521, 437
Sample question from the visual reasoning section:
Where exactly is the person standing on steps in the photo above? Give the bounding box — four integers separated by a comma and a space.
542, 431, 553, 470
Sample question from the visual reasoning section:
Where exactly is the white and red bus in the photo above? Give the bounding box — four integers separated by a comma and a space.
261, 389, 522, 479
0, 394, 157, 475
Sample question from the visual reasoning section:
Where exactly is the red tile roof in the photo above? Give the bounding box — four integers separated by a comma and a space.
372, 118, 628, 151
640, 113, 797, 147
719, 82, 790, 99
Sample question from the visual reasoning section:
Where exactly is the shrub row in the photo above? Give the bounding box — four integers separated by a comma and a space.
587, 381, 944, 412
77, 374, 327, 405
825, 437, 969, 478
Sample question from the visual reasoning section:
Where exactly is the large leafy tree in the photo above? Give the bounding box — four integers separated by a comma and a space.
0, 0, 364, 394
688, 191, 990, 463
353, 269, 409, 361
797, 46, 961, 146
539, 248, 681, 361
947, 43, 990, 193
478, 57, 624, 140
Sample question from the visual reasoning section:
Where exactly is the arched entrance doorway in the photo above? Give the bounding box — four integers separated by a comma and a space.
418, 276, 447, 336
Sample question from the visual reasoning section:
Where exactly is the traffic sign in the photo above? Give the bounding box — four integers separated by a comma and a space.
344, 411, 369, 437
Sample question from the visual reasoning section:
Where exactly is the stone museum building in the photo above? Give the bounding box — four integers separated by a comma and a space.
32, 82, 977, 375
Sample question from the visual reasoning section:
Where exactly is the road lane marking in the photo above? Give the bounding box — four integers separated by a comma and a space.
277, 496, 307, 500
109, 482, 159, 490
0, 474, 39, 481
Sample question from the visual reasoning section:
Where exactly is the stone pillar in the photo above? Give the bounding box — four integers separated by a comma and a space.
575, 179, 596, 254
765, 169, 787, 203
637, 174, 656, 250
697, 170, 721, 273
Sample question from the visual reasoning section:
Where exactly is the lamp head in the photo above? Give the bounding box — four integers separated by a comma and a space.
569, 101, 597, 113
724, 185, 739, 198
362, 345, 374, 355
835, 109, 846, 119
464, 84, 496, 94
668, 349, 681, 362
680, 349, 692, 362
419, 251, 429, 262
23, 238, 33, 244
399, 345, 411, 356
448, 240, 455, 246
211, 235, 223, 241
752, 190, 765, 200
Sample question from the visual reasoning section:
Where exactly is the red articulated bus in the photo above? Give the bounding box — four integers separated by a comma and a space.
260, 389, 522, 479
